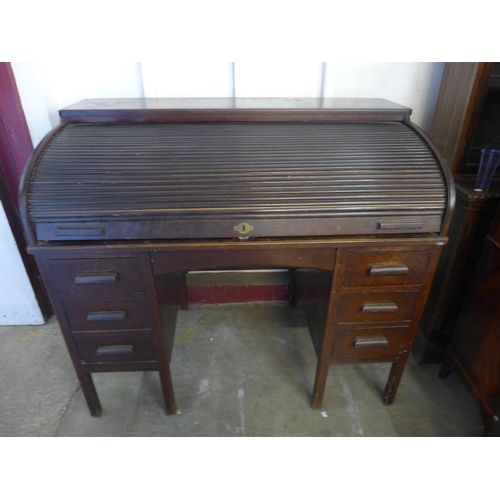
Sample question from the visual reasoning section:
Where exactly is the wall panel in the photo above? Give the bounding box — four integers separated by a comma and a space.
323, 62, 444, 129
141, 62, 234, 98
234, 62, 324, 98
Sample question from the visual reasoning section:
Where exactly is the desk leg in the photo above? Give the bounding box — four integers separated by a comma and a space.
158, 367, 177, 414
312, 350, 332, 409
383, 353, 410, 405
80, 372, 102, 417
293, 268, 334, 409
141, 255, 179, 415
311, 248, 347, 410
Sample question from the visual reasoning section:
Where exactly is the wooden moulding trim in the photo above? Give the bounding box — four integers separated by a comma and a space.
26, 237, 449, 257
59, 98, 412, 124
62, 110, 411, 124
33, 220, 447, 245
81, 361, 158, 373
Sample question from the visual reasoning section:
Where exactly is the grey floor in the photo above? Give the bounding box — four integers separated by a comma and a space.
0, 302, 485, 437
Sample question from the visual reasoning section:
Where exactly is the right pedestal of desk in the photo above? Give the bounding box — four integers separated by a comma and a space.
294, 242, 444, 409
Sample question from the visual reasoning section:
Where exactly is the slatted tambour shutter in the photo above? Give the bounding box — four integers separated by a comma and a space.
25, 121, 448, 241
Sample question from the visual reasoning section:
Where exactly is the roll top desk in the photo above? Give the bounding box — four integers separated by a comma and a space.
19, 98, 454, 416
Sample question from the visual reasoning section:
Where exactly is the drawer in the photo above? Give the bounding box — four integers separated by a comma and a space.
330, 327, 408, 363
73, 330, 156, 363
343, 250, 431, 287
63, 298, 150, 332
48, 258, 144, 298
337, 291, 419, 324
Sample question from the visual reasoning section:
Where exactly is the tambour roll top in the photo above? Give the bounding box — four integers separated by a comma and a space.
19, 98, 454, 243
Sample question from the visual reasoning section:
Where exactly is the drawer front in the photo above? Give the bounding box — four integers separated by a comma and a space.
63, 298, 150, 332
73, 331, 156, 363
330, 327, 408, 363
343, 250, 431, 287
337, 291, 419, 324
48, 258, 144, 298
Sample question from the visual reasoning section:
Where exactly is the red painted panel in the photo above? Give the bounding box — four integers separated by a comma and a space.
0, 63, 52, 319
0, 62, 33, 203
187, 284, 290, 304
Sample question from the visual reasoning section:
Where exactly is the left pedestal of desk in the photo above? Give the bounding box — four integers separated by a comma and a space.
28, 248, 180, 416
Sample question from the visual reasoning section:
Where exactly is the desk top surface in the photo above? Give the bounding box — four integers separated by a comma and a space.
60, 98, 412, 123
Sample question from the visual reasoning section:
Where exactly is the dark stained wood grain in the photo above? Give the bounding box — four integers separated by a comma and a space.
440, 206, 500, 435
429, 63, 493, 174
19, 99, 454, 417
138, 253, 178, 414
155, 273, 186, 360
33, 255, 103, 416
62, 298, 150, 332
73, 330, 156, 363
48, 257, 144, 298
330, 327, 409, 363
292, 268, 334, 357
418, 176, 500, 363
343, 249, 431, 287
414, 63, 500, 363
23, 118, 449, 243
337, 290, 419, 324
60, 97, 412, 123
151, 246, 336, 274
310, 247, 350, 409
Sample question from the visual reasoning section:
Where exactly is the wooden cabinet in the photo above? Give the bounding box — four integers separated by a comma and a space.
426, 63, 495, 176
440, 206, 500, 436
415, 62, 500, 363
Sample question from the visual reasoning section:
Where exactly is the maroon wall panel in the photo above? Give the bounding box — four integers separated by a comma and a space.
0, 62, 33, 203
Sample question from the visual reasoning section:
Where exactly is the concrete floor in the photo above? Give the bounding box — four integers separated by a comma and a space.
0, 302, 485, 437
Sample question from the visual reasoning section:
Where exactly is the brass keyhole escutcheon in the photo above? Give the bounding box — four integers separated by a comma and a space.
234, 222, 255, 235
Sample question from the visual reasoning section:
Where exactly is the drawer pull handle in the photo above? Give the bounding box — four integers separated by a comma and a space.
96, 345, 134, 356
86, 310, 127, 322
75, 272, 118, 285
378, 220, 423, 230
354, 338, 389, 349
369, 264, 409, 276
55, 226, 105, 236
361, 302, 398, 313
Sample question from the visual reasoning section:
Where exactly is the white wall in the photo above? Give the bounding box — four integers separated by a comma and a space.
323, 62, 444, 132
234, 62, 325, 99
12, 62, 145, 146
12, 62, 444, 148
141, 62, 234, 98
0, 201, 43, 325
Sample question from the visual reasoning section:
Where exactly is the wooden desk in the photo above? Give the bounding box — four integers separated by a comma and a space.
29, 236, 445, 416
20, 98, 454, 416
